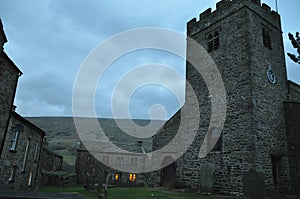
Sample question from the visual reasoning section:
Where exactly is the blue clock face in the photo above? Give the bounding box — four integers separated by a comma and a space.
267, 66, 276, 84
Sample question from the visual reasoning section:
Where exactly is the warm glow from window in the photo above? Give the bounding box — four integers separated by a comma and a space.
115, 173, 119, 181
28, 171, 33, 186
129, 173, 136, 182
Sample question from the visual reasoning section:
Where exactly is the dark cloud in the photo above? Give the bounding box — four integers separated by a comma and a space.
1, 0, 300, 118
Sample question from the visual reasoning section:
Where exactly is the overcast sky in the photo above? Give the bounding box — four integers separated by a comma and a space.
1, 0, 300, 120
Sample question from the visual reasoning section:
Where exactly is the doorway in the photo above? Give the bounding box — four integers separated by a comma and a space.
160, 156, 176, 188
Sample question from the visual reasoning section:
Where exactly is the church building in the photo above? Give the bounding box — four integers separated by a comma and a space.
151, 0, 300, 196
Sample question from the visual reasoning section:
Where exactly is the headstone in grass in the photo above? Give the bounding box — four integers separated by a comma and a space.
243, 167, 265, 199
199, 163, 215, 193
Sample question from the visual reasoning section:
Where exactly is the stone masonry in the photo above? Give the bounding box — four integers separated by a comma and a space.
75, 142, 146, 187
40, 147, 63, 172
0, 111, 45, 191
0, 19, 22, 156
151, 0, 292, 196
284, 81, 300, 195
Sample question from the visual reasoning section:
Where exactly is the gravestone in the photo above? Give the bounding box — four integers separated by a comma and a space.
200, 163, 215, 193
243, 167, 265, 199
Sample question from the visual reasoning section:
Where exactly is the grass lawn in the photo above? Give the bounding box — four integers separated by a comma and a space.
40, 185, 96, 199
40, 186, 236, 199
55, 149, 76, 165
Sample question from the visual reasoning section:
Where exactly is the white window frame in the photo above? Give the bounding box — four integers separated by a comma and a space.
117, 157, 124, 165
8, 166, 16, 182
10, 130, 19, 151
22, 139, 30, 173
28, 171, 33, 186
34, 143, 39, 162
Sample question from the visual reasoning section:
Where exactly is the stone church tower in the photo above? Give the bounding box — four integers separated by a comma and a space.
151, 0, 292, 196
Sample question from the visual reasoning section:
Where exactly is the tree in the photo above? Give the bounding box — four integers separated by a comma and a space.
287, 32, 300, 64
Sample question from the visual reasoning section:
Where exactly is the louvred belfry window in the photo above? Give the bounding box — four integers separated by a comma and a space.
207, 30, 220, 53
263, 28, 272, 50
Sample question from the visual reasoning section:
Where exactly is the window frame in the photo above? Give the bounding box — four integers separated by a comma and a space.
33, 142, 39, 162
116, 157, 124, 165
262, 27, 272, 50
10, 130, 20, 152
22, 139, 30, 173
206, 28, 220, 53
8, 166, 17, 183
28, 171, 33, 186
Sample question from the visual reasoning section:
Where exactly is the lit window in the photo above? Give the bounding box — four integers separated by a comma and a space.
129, 173, 136, 182
34, 143, 39, 162
28, 171, 33, 186
22, 139, 30, 172
115, 173, 119, 181
8, 166, 16, 182
263, 28, 272, 50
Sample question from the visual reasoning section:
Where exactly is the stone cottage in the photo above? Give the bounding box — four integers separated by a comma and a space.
0, 19, 22, 157
0, 110, 45, 191
75, 141, 147, 188
151, 0, 299, 197
0, 19, 46, 191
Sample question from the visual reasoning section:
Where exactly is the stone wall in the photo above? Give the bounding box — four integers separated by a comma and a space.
40, 148, 63, 172
284, 102, 300, 195
75, 149, 145, 187
287, 80, 300, 102
0, 112, 45, 191
152, 0, 291, 196
0, 19, 21, 156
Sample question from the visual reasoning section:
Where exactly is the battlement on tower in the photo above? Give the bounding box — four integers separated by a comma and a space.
187, 0, 281, 36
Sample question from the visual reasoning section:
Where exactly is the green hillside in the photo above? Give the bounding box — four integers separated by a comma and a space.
26, 117, 163, 166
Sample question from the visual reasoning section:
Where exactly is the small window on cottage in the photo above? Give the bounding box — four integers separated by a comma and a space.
10, 130, 19, 151
28, 171, 33, 186
10, 124, 23, 151
115, 172, 122, 181
22, 139, 30, 173
129, 173, 137, 182
8, 166, 16, 182
116, 157, 124, 165
207, 30, 220, 53
33, 143, 39, 162
88, 155, 94, 164
263, 28, 272, 50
